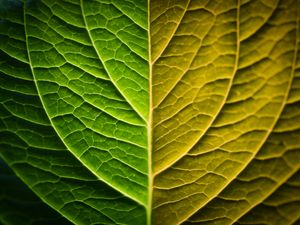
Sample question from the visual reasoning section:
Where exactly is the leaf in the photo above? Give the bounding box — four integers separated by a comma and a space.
0, 1, 147, 224
25, 0, 149, 205
151, 0, 239, 174
0, 0, 300, 225
184, 3, 300, 221
151, 0, 300, 224
237, 170, 300, 225
0, 159, 72, 225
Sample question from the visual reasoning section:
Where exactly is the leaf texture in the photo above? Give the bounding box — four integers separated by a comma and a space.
0, 0, 299, 224
151, 0, 239, 174
0, 159, 71, 225
25, 0, 149, 205
151, 0, 300, 224
0, 0, 148, 224
236, 170, 300, 225
185, 1, 300, 222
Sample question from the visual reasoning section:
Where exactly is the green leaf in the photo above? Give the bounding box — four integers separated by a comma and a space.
0, 1, 147, 224
24, 0, 149, 206
0, 0, 299, 225
0, 159, 72, 225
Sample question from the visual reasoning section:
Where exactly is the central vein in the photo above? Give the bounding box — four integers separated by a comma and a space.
147, 0, 153, 224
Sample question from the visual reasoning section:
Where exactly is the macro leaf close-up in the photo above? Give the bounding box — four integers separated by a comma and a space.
0, 0, 299, 224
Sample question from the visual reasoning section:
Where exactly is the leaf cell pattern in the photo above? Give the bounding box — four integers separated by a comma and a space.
0, 0, 299, 225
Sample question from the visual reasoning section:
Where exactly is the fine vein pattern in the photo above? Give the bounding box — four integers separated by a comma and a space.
151, 0, 300, 224
0, 0, 299, 225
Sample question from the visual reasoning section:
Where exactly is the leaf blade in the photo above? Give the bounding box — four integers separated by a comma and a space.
24, 0, 149, 206
0, 1, 147, 224
151, 0, 300, 224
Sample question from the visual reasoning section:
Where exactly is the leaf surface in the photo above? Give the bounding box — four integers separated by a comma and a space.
25, 0, 149, 206
151, 0, 300, 224
0, 1, 148, 224
0, 159, 71, 225
0, 0, 299, 225
237, 170, 300, 225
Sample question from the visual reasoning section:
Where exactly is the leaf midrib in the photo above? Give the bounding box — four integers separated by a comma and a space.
147, 0, 153, 224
